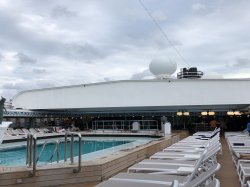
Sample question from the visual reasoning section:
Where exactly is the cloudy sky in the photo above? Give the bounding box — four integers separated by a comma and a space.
0, 0, 250, 100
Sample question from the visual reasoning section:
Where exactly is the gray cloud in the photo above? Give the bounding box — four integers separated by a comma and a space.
63, 43, 106, 62
155, 38, 182, 50
0, 9, 110, 63
35, 80, 56, 89
104, 77, 112, 82
205, 57, 250, 75
12, 67, 35, 80
14, 52, 37, 64
2, 80, 55, 93
192, 3, 206, 12
51, 5, 76, 18
33, 68, 47, 74
131, 69, 152, 80
0, 53, 3, 61
233, 58, 250, 68
2, 83, 23, 90
0, 11, 101, 61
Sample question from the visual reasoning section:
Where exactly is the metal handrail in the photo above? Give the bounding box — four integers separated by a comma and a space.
36, 140, 48, 163
26, 133, 37, 176
64, 132, 82, 173
26, 134, 30, 166
33, 135, 37, 176
48, 140, 61, 163
26, 132, 82, 177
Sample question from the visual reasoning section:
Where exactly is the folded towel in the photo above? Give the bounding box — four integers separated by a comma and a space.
233, 143, 245, 146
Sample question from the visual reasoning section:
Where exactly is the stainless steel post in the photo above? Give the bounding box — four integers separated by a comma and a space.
32, 136, 37, 176
29, 134, 33, 167
72, 133, 82, 173
70, 134, 74, 164
64, 133, 67, 162
78, 135, 82, 172
56, 141, 59, 163
26, 134, 30, 166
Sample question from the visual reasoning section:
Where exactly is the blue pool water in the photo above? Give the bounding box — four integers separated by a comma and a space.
0, 139, 132, 166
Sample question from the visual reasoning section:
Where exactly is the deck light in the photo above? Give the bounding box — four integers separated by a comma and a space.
176, 112, 183, 116
201, 111, 208, 116
234, 111, 241, 115
208, 111, 215, 116
183, 112, 189, 116
227, 111, 234, 115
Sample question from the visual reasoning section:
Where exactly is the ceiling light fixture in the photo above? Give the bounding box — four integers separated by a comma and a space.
201, 111, 208, 116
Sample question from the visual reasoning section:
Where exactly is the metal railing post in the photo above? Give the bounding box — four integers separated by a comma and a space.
29, 134, 33, 167
70, 134, 74, 164
32, 136, 37, 176
56, 141, 59, 163
26, 134, 30, 166
78, 134, 82, 172
64, 133, 67, 162
68, 132, 82, 173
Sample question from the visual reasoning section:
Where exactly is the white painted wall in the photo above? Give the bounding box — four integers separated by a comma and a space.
12, 79, 250, 110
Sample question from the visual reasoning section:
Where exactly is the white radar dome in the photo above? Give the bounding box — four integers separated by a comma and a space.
149, 58, 177, 79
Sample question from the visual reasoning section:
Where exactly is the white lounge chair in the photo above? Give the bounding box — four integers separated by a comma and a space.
135, 143, 221, 171
96, 163, 221, 187
150, 143, 220, 162
16, 128, 27, 135
193, 127, 220, 137
29, 128, 38, 134
237, 160, 250, 176
240, 167, 250, 186
22, 128, 31, 134
247, 180, 250, 187
173, 134, 219, 146
127, 144, 209, 174
158, 142, 220, 157
236, 160, 250, 186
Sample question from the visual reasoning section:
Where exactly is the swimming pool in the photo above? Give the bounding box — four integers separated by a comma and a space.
0, 137, 154, 166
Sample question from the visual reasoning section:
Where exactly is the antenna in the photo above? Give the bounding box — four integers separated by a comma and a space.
138, 0, 190, 67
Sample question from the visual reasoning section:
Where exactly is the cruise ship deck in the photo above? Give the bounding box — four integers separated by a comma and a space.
82, 136, 242, 187
1, 129, 249, 187
83, 134, 244, 187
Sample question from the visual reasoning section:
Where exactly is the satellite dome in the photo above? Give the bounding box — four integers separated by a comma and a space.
149, 58, 177, 79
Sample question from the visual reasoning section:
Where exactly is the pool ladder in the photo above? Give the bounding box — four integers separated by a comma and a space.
26, 132, 82, 176
36, 139, 62, 164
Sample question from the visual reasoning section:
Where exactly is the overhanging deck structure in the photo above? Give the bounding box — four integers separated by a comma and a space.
12, 78, 250, 114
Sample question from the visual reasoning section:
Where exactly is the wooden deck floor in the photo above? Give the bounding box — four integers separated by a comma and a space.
217, 137, 240, 187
